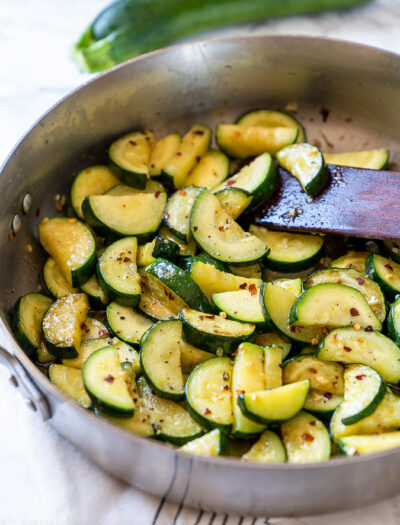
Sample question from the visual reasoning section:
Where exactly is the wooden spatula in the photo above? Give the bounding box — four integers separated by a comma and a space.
252, 165, 400, 239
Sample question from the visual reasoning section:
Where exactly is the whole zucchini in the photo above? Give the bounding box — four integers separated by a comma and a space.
73, 0, 372, 72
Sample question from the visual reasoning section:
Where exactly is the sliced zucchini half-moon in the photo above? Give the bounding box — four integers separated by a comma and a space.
264, 346, 283, 390
366, 253, 400, 300
180, 428, 226, 457
38, 217, 96, 287
323, 149, 389, 170
236, 108, 306, 143
338, 432, 400, 457
387, 295, 400, 346
80, 273, 109, 309
216, 124, 298, 159
180, 307, 256, 355
382, 240, 400, 264
140, 320, 184, 401
82, 346, 135, 417
289, 283, 382, 331
97, 237, 141, 307
48, 364, 91, 408
11, 293, 53, 357
137, 240, 156, 267
277, 142, 327, 196
232, 343, 266, 437
158, 224, 197, 258
162, 124, 211, 188
185, 356, 233, 433
242, 430, 287, 463
191, 189, 269, 265
164, 185, 201, 243
329, 251, 370, 273
149, 132, 181, 177
211, 288, 265, 325
281, 411, 331, 463
304, 268, 386, 323
42, 293, 89, 359
82, 192, 166, 242
42, 257, 79, 299
180, 340, 213, 374
70, 165, 120, 219
250, 225, 325, 273
317, 327, 400, 383
106, 302, 152, 347
109, 130, 154, 189
214, 188, 253, 219
185, 149, 229, 189
237, 379, 310, 425
81, 317, 110, 341
212, 152, 278, 209
255, 332, 292, 360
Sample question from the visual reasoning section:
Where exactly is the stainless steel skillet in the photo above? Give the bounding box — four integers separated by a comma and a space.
1, 35, 400, 517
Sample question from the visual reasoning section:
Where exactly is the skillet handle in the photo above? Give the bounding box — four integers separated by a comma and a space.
0, 346, 51, 421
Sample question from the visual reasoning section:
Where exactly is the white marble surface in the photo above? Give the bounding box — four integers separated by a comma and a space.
1, 0, 400, 523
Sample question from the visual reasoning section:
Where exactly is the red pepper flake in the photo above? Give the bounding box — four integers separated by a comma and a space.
290, 325, 296, 333
196, 156, 201, 162
223, 384, 229, 390
323, 392, 333, 399
218, 226, 225, 232
356, 277, 365, 285
365, 325, 373, 332
154, 191, 160, 198
385, 263, 394, 271
236, 389, 245, 395
123, 257, 131, 262
309, 368, 317, 374
104, 375, 114, 383
80, 322, 89, 332
193, 130, 204, 135
301, 433, 315, 442
99, 329, 111, 337
239, 283, 248, 290
193, 226, 198, 231
168, 293, 175, 301
175, 152, 182, 157
202, 407, 211, 415
350, 308, 360, 317
344, 346, 352, 352
231, 349, 239, 357
248, 284, 257, 296
356, 374, 366, 380
205, 315, 215, 320
226, 180, 235, 187
128, 140, 136, 146
178, 189, 187, 196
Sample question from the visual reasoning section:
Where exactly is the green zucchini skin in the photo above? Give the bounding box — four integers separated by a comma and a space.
73, 0, 372, 73
152, 236, 180, 262
387, 295, 400, 346
179, 255, 228, 274
366, 253, 400, 300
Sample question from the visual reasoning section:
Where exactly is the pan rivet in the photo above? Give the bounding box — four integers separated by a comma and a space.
12, 214, 21, 235
22, 193, 32, 214
26, 399, 37, 412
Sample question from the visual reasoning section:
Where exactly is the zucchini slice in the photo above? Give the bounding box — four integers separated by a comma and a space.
180, 307, 255, 355
164, 185, 201, 242
42, 293, 89, 358
105, 179, 165, 196
277, 143, 327, 196
158, 224, 197, 258
236, 108, 306, 143
137, 240, 156, 267
149, 132, 181, 177
264, 346, 283, 389
366, 253, 400, 299
97, 237, 141, 307
189, 260, 262, 302
330, 251, 370, 273
338, 432, 400, 457
212, 153, 278, 209
191, 189, 269, 265
70, 165, 120, 219
140, 320, 184, 400
181, 340, 213, 374
340, 364, 386, 426
185, 357, 233, 433
212, 288, 265, 325
38, 217, 96, 287
255, 332, 292, 360
36, 340, 55, 364
237, 380, 310, 425
382, 240, 400, 264
304, 267, 386, 322
152, 237, 180, 263
163, 124, 211, 188
228, 261, 262, 279
232, 343, 266, 436
281, 411, 331, 463
289, 283, 382, 331
330, 388, 400, 442
216, 124, 298, 158
101, 397, 155, 437
180, 255, 227, 274
388, 295, 400, 346
142, 258, 211, 313
106, 302, 152, 347
138, 376, 203, 445
80, 274, 108, 309
180, 429, 225, 457
109, 130, 154, 189
250, 226, 325, 273
214, 188, 253, 219
48, 364, 91, 408
305, 392, 343, 416
11, 293, 53, 357
42, 257, 79, 299
185, 149, 229, 189
283, 355, 344, 396
82, 192, 167, 242
262, 280, 326, 344
318, 327, 400, 383
82, 346, 135, 416
242, 430, 286, 463
81, 317, 110, 341
323, 149, 389, 170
